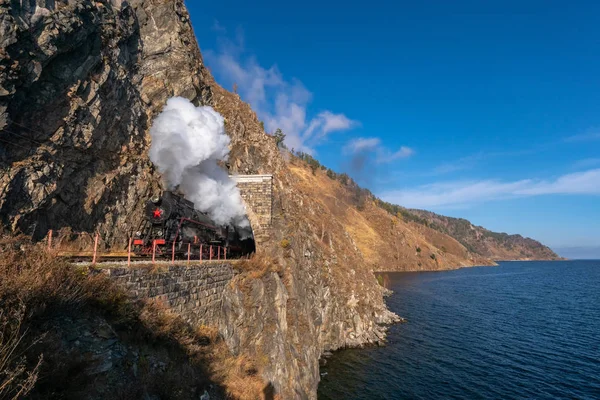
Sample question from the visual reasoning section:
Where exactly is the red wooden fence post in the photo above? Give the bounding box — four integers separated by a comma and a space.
152, 240, 156, 263
224, 247, 227, 260
200, 244, 203, 261
171, 241, 176, 264
218, 246, 221, 260
209, 245, 213, 261
127, 237, 132, 267
47, 230, 53, 250
187, 243, 191, 265
92, 234, 99, 265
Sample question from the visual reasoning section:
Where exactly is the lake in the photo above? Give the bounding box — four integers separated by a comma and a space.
318, 261, 600, 399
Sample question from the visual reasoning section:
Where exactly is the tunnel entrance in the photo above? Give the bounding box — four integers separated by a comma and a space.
230, 174, 273, 247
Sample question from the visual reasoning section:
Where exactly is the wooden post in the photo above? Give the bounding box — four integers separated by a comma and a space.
152, 240, 156, 263
127, 237, 132, 267
224, 247, 227, 260
218, 246, 221, 260
187, 243, 191, 265
210, 245, 213, 261
47, 230, 53, 250
171, 241, 176, 264
92, 234, 99, 265
200, 244, 203, 261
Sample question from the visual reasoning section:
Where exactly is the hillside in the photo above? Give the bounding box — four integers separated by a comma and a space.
286, 162, 494, 271
0, 1, 396, 398
407, 209, 561, 261
0, 0, 558, 398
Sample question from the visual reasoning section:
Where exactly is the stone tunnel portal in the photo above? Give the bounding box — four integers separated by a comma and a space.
231, 174, 273, 246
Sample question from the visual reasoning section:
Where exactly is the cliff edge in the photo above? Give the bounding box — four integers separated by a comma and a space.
0, 1, 558, 398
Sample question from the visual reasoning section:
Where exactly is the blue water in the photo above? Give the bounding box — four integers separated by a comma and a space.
318, 261, 600, 399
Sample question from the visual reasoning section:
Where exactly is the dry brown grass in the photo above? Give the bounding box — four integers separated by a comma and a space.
0, 233, 270, 399
287, 161, 486, 271
0, 303, 42, 400
236, 250, 282, 280
0, 233, 109, 398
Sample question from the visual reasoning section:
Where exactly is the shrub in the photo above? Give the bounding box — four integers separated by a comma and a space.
236, 251, 282, 281
430, 253, 436, 260
280, 239, 290, 249
416, 247, 421, 253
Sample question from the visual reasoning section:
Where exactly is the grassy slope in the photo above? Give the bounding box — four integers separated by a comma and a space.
288, 162, 494, 271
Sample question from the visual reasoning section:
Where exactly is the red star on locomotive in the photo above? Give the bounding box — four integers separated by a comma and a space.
132, 191, 255, 259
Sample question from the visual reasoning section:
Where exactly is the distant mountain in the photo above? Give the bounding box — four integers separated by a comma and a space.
405, 209, 561, 261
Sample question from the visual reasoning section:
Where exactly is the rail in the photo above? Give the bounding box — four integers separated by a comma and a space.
46, 229, 233, 267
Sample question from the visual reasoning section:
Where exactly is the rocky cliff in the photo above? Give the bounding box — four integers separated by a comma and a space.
1, 1, 397, 398
0, 0, 210, 243
0, 1, 557, 398
407, 209, 561, 261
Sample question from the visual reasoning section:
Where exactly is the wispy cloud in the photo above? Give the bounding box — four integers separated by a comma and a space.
564, 131, 600, 143
343, 137, 414, 164
431, 153, 482, 175
344, 137, 380, 152
429, 147, 547, 176
205, 33, 358, 153
379, 168, 600, 209
211, 19, 227, 33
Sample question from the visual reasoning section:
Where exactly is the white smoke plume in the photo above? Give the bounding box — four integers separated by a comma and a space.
149, 97, 250, 229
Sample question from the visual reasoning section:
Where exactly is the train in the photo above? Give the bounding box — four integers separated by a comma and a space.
132, 191, 255, 259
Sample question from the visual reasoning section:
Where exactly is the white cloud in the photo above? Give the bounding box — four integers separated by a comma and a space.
343, 137, 414, 164
205, 35, 358, 153
344, 137, 381, 152
380, 168, 600, 209
382, 146, 415, 162
564, 131, 600, 143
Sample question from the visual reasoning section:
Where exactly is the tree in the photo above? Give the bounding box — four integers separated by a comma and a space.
338, 173, 349, 186
273, 128, 287, 149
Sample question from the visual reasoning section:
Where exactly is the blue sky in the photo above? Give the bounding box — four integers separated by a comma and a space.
186, 0, 600, 257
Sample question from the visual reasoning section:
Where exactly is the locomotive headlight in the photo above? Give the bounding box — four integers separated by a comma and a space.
135, 231, 142, 237
151, 195, 160, 204
156, 230, 163, 237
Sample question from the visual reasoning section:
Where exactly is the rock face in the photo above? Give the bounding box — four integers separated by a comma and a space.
3, 1, 557, 398
1, 1, 398, 398
0, 0, 211, 244
207, 81, 401, 397
0, 1, 559, 398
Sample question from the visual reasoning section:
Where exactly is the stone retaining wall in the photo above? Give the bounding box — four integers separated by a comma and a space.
231, 174, 273, 243
102, 263, 235, 326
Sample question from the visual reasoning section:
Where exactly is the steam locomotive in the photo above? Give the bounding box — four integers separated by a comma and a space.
132, 191, 254, 259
